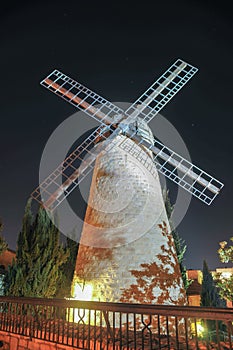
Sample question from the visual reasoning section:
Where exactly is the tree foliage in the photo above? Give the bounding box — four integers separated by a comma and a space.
201, 260, 226, 334
172, 231, 192, 290
218, 239, 233, 263
120, 222, 187, 305
215, 238, 233, 302
56, 236, 79, 298
201, 260, 225, 307
163, 190, 192, 290
0, 219, 8, 256
5, 200, 69, 298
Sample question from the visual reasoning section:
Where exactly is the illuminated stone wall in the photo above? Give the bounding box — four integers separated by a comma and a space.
72, 120, 187, 306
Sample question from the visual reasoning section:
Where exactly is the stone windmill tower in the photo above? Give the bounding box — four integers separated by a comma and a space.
32, 59, 223, 306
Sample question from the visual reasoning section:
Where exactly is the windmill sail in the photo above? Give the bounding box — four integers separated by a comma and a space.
125, 59, 198, 124
32, 59, 223, 211
40, 69, 125, 125
31, 128, 101, 211
31, 125, 122, 211
119, 132, 224, 205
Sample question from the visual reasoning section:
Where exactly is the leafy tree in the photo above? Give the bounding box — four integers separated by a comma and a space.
218, 239, 233, 263
0, 219, 8, 256
163, 190, 192, 290
5, 199, 69, 298
215, 239, 233, 302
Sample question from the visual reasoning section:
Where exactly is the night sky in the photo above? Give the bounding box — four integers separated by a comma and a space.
1, 0, 233, 269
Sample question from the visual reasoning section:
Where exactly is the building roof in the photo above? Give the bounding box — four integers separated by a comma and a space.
0, 249, 15, 270
186, 279, 202, 296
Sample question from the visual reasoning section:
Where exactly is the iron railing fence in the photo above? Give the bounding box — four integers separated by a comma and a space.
0, 296, 233, 349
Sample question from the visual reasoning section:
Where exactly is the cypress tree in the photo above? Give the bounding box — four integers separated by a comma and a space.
0, 219, 8, 295
201, 260, 226, 336
172, 230, 192, 290
5, 199, 69, 298
56, 236, 79, 298
201, 259, 225, 308
163, 190, 192, 290
0, 219, 8, 256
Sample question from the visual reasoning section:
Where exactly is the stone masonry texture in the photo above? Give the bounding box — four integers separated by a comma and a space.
72, 120, 187, 306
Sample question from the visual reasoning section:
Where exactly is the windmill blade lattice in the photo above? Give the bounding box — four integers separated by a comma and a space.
119, 131, 224, 205
31, 125, 121, 211
151, 139, 223, 205
35, 59, 198, 210
32, 59, 223, 211
34, 69, 131, 210
125, 59, 198, 124
40, 69, 125, 125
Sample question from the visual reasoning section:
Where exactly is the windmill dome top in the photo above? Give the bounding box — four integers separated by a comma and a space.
134, 117, 154, 146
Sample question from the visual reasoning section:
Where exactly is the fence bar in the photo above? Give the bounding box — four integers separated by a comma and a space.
0, 296, 233, 349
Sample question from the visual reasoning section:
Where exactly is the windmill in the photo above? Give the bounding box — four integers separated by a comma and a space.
32, 59, 223, 305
